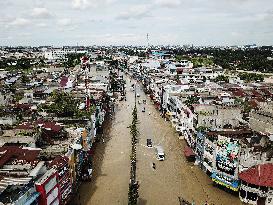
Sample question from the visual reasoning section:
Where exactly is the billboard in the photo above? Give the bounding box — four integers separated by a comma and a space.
215, 135, 239, 176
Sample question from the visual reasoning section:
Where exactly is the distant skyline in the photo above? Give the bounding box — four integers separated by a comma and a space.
1, 0, 273, 46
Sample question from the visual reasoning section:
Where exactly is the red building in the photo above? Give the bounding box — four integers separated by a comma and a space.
35, 169, 61, 205
49, 156, 72, 205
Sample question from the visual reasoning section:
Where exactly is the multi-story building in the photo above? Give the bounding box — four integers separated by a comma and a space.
35, 169, 61, 205
249, 102, 273, 134
44, 48, 76, 61
239, 163, 273, 205
49, 156, 72, 205
195, 129, 253, 192
194, 104, 243, 129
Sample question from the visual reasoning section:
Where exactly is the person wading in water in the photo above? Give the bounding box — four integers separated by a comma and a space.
152, 162, 156, 170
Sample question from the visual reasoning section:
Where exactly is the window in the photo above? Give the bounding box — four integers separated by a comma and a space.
204, 157, 212, 167
45, 176, 57, 194
240, 189, 246, 198
247, 191, 258, 201
260, 186, 268, 193
248, 183, 259, 189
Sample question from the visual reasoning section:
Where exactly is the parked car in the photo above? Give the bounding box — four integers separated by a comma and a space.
147, 139, 152, 147
155, 146, 165, 161
136, 93, 140, 97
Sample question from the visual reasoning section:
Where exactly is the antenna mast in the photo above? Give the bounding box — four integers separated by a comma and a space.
146, 33, 150, 48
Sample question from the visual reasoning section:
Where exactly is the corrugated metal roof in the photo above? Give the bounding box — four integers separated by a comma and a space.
0, 177, 32, 194
239, 163, 273, 188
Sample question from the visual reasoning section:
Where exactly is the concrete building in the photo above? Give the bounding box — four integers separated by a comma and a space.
194, 104, 243, 129
250, 102, 273, 134
44, 48, 76, 61
239, 163, 273, 205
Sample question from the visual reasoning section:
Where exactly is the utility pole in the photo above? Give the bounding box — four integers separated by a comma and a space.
160, 86, 164, 113
134, 83, 136, 106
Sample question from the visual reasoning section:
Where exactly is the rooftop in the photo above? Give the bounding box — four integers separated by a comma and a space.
239, 163, 273, 188
0, 146, 41, 168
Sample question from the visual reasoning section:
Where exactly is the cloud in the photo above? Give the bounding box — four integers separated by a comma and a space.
72, 0, 91, 9
116, 5, 151, 20
36, 23, 47, 28
154, 0, 181, 8
71, 0, 117, 9
57, 18, 72, 26
2, 0, 273, 46
9, 18, 31, 27
56, 18, 77, 31
31, 7, 52, 18
231, 31, 242, 37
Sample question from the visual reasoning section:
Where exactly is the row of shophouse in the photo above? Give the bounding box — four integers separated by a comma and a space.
129, 57, 273, 205
0, 57, 114, 204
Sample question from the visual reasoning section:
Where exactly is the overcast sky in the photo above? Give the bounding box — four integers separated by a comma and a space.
0, 0, 273, 46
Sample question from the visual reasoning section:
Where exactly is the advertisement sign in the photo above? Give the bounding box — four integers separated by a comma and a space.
215, 135, 239, 176
212, 135, 240, 191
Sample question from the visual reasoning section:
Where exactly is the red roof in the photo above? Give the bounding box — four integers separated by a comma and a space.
82, 56, 89, 63
34, 120, 63, 133
251, 90, 262, 98
184, 146, 195, 157
248, 99, 258, 109
42, 122, 62, 133
0, 146, 40, 167
15, 104, 31, 110
49, 156, 69, 169
16, 122, 34, 130
260, 88, 273, 97
239, 163, 273, 188
232, 89, 246, 97
60, 76, 68, 87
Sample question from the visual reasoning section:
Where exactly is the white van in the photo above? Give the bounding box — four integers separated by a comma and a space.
155, 146, 165, 161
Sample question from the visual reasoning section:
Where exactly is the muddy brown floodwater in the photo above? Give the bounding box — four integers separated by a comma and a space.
75, 77, 242, 205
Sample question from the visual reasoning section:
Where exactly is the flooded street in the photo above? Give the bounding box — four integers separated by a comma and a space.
77, 77, 241, 205
76, 77, 134, 205
134, 81, 241, 205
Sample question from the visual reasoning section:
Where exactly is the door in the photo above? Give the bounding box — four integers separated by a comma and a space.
257, 197, 266, 205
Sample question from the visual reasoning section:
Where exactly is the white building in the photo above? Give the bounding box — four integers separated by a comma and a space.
239, 163, 273, 205
44, 48, 76, 60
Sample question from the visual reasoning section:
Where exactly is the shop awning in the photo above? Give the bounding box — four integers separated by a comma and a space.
184, 146, 195, 158
211, 172, 239, 191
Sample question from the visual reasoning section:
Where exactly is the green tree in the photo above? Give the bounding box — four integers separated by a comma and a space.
21, 74, 30, 84
184, 95, 200, 107
238, 73, 264, 82
215, 75, 229, 83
